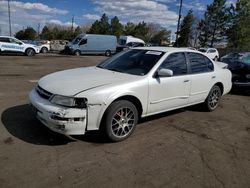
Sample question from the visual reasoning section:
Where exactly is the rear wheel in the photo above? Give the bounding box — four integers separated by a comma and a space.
102, 100, 138, 142
25, 48, 35, 56
105, 50, 111, 57
203, 85, 221, 111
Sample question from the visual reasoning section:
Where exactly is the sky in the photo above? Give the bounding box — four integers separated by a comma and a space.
0, 0, 237, 36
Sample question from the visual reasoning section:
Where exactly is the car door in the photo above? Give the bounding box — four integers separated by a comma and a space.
8, 38, 25, 53
147, 52, 191, 114
186, 52, 215, 104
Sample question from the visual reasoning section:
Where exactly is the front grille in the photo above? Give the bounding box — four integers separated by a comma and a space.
36, 85, 53, 100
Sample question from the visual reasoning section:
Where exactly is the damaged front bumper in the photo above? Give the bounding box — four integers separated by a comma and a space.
29, 88, 87, 135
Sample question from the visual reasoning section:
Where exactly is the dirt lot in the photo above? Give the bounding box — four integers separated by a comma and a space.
0, 54, 250, 188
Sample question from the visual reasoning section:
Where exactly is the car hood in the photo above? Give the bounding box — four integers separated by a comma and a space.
38, 66, 138, 96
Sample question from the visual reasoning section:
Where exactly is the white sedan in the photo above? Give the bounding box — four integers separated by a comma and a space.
29, 47, 232, 141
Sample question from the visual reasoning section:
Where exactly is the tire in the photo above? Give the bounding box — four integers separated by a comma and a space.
203, 85, 221, 111
41, 47, 48, 53
25, 48, 35, 56
102, 100, 138, 142
105, 50, 111, 57
74, 50, 81, 56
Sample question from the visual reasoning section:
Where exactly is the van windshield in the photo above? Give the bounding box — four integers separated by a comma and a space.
97, 49, 165, 76
72, 37, 82, 44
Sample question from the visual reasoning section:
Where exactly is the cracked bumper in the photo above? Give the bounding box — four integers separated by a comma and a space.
28, 89, 87, 135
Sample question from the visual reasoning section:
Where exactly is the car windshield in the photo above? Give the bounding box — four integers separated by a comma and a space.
97, 49, 165, 76
242, 54, 250, 64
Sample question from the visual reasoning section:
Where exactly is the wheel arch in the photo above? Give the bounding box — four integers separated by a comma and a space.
214, 82, 224, 95
98, 95, 143, 130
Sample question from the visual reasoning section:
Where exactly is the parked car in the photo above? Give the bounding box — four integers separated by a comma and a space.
29, 47, 232, 142
0, 36, 40, 56
65, 34, 117, 56
198, 48, 219, 61
116, 35, 145, 52
221, 52, 250, 88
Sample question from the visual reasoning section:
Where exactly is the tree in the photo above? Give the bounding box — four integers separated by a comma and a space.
15, 27, 37, 40
134, 22, 149, 42
124, 22, 136, 36
151, 29, 171, 45
199, 0, 228, 47
178, 9, 194, 47
73, 26, 82, 38
111, 16, 123, 37
227, 0, 250, 49
99, 13, 110, 34
89, 20, 101, 34
40, 26, 53, 40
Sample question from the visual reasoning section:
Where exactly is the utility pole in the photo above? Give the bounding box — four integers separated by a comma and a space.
175, 0, 183, 47
71, 15, 75, 33
37, 23, 40, 38
8, 0, 12, 36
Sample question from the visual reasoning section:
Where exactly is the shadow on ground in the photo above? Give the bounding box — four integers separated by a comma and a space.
1, 104, 196, 145
1, 104, 72, 146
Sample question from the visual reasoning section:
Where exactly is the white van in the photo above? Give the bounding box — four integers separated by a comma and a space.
0, 36, 40, 56
65, 34, 117, 56
117, 36, 145, 52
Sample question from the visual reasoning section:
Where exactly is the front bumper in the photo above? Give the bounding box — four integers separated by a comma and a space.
29, 88, 87, 135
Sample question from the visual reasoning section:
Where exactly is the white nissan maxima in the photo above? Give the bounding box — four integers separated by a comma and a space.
29, 47, 232, 142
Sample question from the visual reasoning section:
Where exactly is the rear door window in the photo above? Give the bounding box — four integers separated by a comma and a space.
187, 52, 214, 74
0, 37, 10, 43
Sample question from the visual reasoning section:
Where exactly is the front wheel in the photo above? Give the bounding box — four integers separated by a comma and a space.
103, 100, 138, 142
203, 85, 221, 111
41, 47, 48, 53
25, 48, 35, 56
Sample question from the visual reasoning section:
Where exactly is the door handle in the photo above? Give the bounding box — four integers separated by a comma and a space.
183, 80, 190, 83
212, 76, 216, 79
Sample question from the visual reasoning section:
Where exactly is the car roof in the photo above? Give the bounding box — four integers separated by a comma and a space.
133, 46, 200, 53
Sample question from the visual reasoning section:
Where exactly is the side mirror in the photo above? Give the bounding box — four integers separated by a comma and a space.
157, 68, 173, 77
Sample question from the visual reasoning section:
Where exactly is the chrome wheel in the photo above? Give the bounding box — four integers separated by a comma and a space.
111, 107, 135, 138
103, 100, 138, 142
205, 85, 221, 111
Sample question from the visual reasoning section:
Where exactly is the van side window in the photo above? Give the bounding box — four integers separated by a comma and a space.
159, 52, 187, 76
79, 39, 87, 45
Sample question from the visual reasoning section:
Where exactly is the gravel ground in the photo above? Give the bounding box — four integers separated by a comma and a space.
0, 54, 250, 188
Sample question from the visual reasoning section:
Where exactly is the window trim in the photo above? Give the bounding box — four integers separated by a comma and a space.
154, 51, 189, 77
185, 52, 215, 75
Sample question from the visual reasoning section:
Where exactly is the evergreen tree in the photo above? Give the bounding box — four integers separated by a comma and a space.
199, 0, 228, 47
99, 13, 111, 34
124, 22, 136, 36
89, 20, 101, 34
178, 9, 194, 47
228, 0, 250, 49
111, 16, 123, 37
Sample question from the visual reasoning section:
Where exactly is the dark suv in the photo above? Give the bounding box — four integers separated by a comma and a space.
221, 52, 250, 88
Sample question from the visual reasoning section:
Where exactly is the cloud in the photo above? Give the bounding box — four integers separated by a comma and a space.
47, 19, 78, 28
89, 0, 179, 29
82, 14, 101, 21
182, 1, 206, 11
0, 1, 69, 35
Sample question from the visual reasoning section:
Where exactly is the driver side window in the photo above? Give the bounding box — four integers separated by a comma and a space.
159, 52, 187, 76
79, 39, 87, 45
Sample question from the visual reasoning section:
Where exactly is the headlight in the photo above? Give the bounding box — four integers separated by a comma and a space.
50, 95, 87, 108
246, 74, 250, 79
